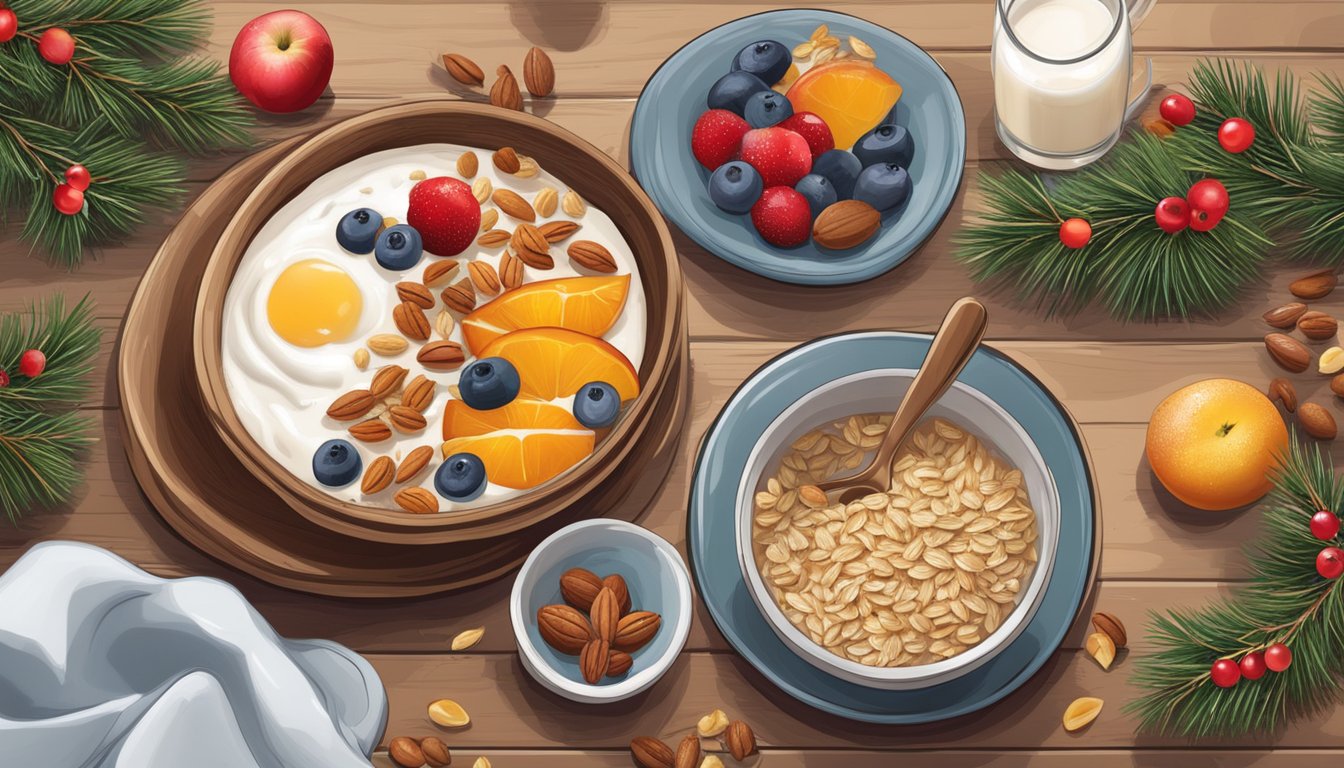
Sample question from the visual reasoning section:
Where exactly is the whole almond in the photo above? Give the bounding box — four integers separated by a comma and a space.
423, 259, 460, 287
396, 281, 435, 309
442, 279, 477, 314
537, 603, 593, 654
490, 65, 523, 111
478, 229, 512, 248
560, 567, 604, 610
456, 151, 479, 179
813, 200, 881, 250
394, 486, 439, 514
1264, 302, 1308, 329
1266, 333, 1311, 373
673, 734, 700, 768
390, 405, 427, 433
1290, 269, 1338, 300
393, 301, 431, 340
1269, 377, 1299, 412
613, 611, 661, 653
401, 375, 435, 412
534, 187, 559, 218
523, 46, 555, 97
396, 445, 434, 483
511, 222, 549, 253
580, 638, 610, 683
499, 251, 524, 290
1333, 374, 1344, 398
367, 334, 408, 357
607, 649, 633, 676
1298, 310, 1338, 341
361, 456, 395, 494
420, 737, 452, 768
350, 419, 393, 443
442, 53, 484, 86
590, 587, 620, 642
327, 389, 375, 421
493, 146, 521, 174
417, 340, 467, 371
725, 721, 757, 761
568, 240, 618, 273
370, 365, 409, 398
493, 189, 535, 221
602, 573, 632, 614
469, 260, 501, 295
539, 220, 581, 243
389, 736, 426, 768
1300, 401, 1338, 440
630, 737, 674, 768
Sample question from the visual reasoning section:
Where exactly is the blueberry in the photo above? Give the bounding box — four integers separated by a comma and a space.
730, 40, 790, 85
336, 208, 381, 254
853, 163, 912, 212
435, 452, 487, 501
312, 439, 361, 487
810, 150, 863, 200
459, 357, 521, 410
573, 381, 621, 429
707, 70, 772, 115
708, 161, 763, 214
374, 224, 423, 271
743, 91, 793, 128
853, 124, 915, 169
794, 174, 838, 219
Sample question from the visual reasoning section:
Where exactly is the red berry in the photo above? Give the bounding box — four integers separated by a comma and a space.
405, 177, 480, 257
1239, 652, 1267, 681
1187, 179, 1229, 232
1159, 93, 1196, 126
739, 126, 813, 188
1311, 510, 1341, 540
1210, 658, 1240, 688
1218, 118, 1255, 153
52, 184, 83, 216
38, 27, 75, 65
18, 349, 45, 378
65, 164, 90, 192
1317, 546, 1344, 579
691, 109, 751, 171
750, 186, 812, 248
1155, 196, 1190, 234
1265, 643, 1292, 672
777, 112, 835, 158
0, 369, 8, 388
1058, 218, 1091, 249
0, 8, 18, 43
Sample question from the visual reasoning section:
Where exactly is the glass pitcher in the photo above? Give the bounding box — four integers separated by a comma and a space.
992, 0, 1156, 170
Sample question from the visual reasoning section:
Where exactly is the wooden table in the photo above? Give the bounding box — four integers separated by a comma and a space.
4, 1, 1344, 764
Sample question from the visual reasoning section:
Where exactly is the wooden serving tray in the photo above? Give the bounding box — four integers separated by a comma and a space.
119, 139, 688, 597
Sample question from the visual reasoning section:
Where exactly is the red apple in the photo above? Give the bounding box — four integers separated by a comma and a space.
229, 10, 334, 113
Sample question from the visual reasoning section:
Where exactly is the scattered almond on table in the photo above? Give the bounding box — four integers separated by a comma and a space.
1260, 269, 1342, 440
1063, 696, 1104, 732
631, 711, 758, 767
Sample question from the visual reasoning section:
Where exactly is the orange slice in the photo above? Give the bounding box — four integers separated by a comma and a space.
786, 60, 903, 149
477, 327, 640, 402
440, 430, 595, 490
442, 398, 584, 440
461, 275, 632, 355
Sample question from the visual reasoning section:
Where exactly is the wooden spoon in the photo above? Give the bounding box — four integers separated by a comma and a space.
816, 297, 989, 504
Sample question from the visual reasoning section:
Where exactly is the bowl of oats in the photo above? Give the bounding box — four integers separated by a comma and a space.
736, 368, 1060, 689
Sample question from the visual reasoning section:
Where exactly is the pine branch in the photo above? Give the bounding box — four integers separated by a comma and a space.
5, 0, 210, 57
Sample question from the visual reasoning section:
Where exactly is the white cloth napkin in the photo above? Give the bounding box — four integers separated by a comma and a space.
0, 541, 386, 767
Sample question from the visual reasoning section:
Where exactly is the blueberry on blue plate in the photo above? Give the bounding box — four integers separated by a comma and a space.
810, 150, 863, 200
853, 124, 915, 169
794, 174, 838, 219
436, 452, 487, 502
374, 224, 423, 271
708, 161, 763, 214
743, 91, 793, 128
459, 357, 521, 410
573, 381, 621, 429
312, 439, 361, 487
707, 70, 772, 115
853, 163, 912, 212
730, 40, 791, 85
336, 208, 381, 254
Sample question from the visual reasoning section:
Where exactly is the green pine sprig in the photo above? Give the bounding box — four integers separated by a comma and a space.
0, 295, 101, 521
1128, 438, 1344, 737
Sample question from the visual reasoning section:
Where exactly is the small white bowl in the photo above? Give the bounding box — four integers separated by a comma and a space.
511, 519, 692, 703
736, 369, 1060, 690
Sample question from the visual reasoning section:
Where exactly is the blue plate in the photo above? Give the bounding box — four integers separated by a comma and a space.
687, 332, 1096, 723
630, 10, 966, 286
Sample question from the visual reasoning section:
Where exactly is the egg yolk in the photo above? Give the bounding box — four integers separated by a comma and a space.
266, 259, 363, 347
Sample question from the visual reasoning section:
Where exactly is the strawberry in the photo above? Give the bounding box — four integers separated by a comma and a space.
750, 186, 812, 248
407, 177, 481, 256
778, 112, 835, 158
740, 127, 812, 188
692, 109, 751, 171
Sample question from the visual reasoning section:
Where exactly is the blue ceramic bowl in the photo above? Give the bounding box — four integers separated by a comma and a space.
510, 519, 693, 703
630, 9, 966, 285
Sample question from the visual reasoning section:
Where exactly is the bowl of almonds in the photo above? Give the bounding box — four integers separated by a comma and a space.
510, 518, 692, 703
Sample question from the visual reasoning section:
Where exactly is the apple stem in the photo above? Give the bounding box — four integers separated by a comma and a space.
1217, 422, 1236, 437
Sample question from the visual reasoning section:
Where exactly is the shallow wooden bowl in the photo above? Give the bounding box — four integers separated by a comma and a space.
194, 101, 685, 545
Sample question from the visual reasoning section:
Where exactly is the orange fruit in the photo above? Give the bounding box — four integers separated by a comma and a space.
441, 430, 595, 490
461, 275, 631, 355
442, 398, 583, 440
786, 61, 902, 149
1145, 379, 1289, 511
477, 327, 639, 402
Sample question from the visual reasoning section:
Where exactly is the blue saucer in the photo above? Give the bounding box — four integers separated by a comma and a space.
630, 10, 966, 286
687, 332, 1096, 723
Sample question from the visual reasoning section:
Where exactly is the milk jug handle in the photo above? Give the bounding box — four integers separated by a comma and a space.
1128, 0, 1157, 27
1123, 0, 1156, 124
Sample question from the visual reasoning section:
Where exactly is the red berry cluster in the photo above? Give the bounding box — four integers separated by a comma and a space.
1150, 94, 1255, 235
1311, 508, 1343, 578
1159, 94, 1255, 153
0, 5, 77, 64
0, 348, 46, 388
53, 164, 90, 216
1211, 643, 1292, 688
